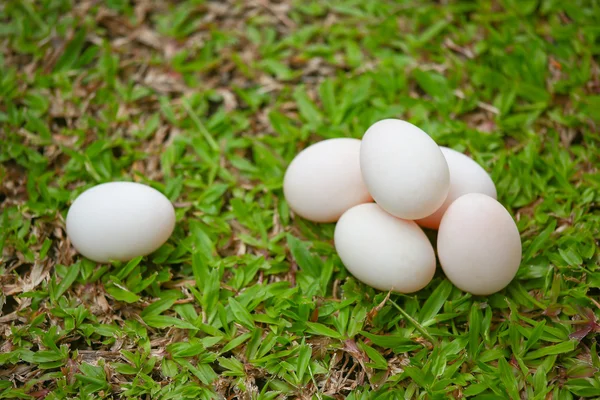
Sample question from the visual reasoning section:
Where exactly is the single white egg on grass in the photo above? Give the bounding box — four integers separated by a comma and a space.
283, 138, 372, 223
66, 182, 176, 263
334, 203, 436, 293
416, 147, 497, 230
360, 119, 450, 220
437, 193, 522, 296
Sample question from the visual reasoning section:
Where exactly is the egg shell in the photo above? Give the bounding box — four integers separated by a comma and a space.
66, 182, 176, 263
437, 193, 522, 295
417, 147, 497, 230
334, 203, 436, 293
283, 138, 372, 223
360, 119, 450, 220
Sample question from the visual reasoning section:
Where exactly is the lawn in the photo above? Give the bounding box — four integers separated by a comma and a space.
1, 0, 600, 399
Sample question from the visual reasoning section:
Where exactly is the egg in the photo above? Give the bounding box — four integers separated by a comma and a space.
66, 182, 176, 263
437, 193, 521, 295
334, 203, 436, 293
416, 147, 497, 230
283, 138, 372, 223
360, 119, 450, 220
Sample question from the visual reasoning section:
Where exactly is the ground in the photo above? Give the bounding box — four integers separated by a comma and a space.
1, 0, 600, 399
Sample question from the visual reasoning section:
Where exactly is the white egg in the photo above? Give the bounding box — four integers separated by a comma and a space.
283, 138, 372, 223
417, 147, 497, 230
334, 203, 436, 293
437, 193, 521, 295
360, 119, 450, 220
66, 182, 176, 263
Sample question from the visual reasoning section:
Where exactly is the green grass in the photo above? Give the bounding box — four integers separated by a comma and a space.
1, 0, 600, 398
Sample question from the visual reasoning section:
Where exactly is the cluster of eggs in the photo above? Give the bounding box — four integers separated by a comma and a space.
284, 119, 522, 296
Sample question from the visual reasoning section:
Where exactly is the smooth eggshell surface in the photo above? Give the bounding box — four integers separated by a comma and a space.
417, 147, 497, 230
334, 203, 436, 293
283, 138, 372, 223
360, 119, 450, 220
437, 193, 521, 295
66, 182, 176, 263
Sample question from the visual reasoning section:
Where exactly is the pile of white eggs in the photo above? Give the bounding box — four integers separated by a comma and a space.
284, 119, 522, 296
64, 118, 521, 297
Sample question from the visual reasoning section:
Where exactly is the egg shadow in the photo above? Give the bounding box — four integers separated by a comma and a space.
421, 227, 449, 280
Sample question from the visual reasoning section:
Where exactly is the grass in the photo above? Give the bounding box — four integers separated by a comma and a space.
1, 0, 599, 398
